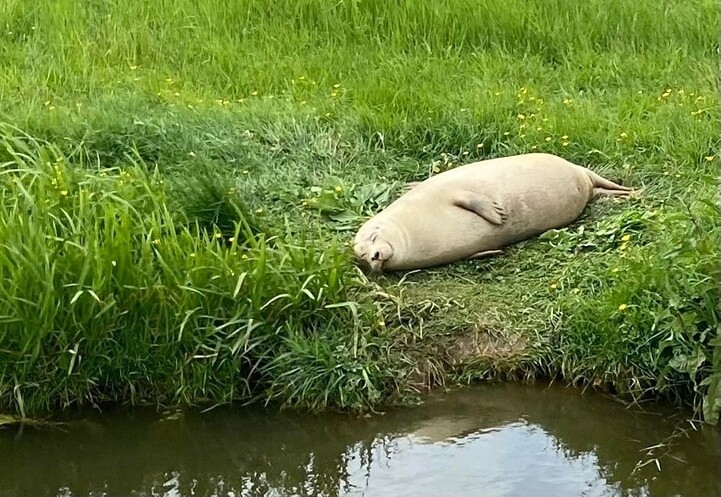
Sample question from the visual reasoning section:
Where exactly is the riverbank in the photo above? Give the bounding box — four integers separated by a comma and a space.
0, 0, 718, 423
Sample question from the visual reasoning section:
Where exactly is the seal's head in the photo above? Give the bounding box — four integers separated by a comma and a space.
353, 231, 394, 273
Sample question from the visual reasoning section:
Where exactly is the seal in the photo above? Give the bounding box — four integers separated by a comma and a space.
353, 152, 636, 273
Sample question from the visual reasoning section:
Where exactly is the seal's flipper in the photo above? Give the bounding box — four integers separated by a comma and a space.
468, 249, 502, 260
403, 181, 422, 193
592, 187, 633, 198
454, 191, 508, 225
584, 169, 632, 192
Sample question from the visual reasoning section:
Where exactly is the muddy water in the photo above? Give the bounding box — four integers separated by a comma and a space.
0, 382, 718, 497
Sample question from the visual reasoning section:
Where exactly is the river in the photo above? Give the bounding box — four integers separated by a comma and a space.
0, 382, 718, 497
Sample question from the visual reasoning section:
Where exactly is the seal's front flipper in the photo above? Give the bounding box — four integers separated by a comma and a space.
468, 249, 502, 260
403, 181, 422, 193
454, 191, 508, 225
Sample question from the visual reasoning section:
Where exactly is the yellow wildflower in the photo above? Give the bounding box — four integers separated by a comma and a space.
705, 156, 715, 162
60, 190, 68, 196
618, 304, 628, 311
621, 234, 631, 242
334, 185, 343, 193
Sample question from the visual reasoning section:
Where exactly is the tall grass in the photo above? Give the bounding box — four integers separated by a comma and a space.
0, 0, 718, 422
0, 125, 404, 415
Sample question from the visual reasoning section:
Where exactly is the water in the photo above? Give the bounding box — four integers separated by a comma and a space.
0, 382, 718, 497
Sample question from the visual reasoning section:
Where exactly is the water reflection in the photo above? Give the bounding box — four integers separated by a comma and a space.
0, 382, 718, 497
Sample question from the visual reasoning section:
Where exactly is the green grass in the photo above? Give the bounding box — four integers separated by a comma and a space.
0, 0, 719, 423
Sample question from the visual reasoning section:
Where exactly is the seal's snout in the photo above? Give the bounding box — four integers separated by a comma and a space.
367, 242, 392, 273
352, 234, 393, 273
368, 248, 385, 273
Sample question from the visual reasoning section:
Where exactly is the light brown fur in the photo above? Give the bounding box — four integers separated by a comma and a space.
353, 153, 635, 272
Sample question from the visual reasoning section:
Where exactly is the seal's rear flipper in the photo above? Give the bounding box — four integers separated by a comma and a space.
584, 169, 632, 192
592, 187, 634, 198
454, 191, 508, 225
468, 249, 503, 260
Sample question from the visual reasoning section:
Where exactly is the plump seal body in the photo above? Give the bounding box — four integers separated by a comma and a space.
353, 153, 634, 272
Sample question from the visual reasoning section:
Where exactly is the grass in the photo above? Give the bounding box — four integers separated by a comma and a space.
0, 0, 719, 423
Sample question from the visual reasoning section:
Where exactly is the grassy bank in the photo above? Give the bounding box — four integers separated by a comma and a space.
0, 0, 719, 423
